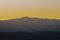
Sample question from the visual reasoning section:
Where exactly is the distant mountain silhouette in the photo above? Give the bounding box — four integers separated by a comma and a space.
0, 17, 60, 32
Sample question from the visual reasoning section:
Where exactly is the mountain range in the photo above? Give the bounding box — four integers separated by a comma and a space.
0, 17, 60, 32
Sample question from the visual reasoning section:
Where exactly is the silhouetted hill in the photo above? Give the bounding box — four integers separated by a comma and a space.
32, 31, 60, 40
0, 31, 60, 40
0, 17, 60, 32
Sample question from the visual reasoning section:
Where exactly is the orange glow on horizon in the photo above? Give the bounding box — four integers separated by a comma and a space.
0, 0, 60, 20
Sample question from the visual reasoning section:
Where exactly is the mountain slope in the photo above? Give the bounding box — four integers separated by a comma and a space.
0, 17, 60, 32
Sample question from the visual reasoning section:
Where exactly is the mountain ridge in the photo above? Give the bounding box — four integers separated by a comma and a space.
0, 16, 60, 21
0, 17, 60, 32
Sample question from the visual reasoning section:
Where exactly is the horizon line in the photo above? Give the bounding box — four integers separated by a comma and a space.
0, 16, 60, 21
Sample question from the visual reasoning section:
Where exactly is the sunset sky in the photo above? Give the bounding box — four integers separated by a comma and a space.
0, 0, 60, 20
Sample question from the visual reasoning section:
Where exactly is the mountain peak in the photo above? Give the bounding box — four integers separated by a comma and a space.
20, 16, 31, 20
21, 16, 30, 19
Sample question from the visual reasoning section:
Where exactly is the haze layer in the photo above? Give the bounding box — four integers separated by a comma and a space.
0, 0, 60, 20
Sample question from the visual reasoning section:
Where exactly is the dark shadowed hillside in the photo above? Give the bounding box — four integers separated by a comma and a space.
0, 31, 60, 40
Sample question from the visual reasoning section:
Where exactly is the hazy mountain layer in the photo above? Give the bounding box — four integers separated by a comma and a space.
0, 17, 60, 32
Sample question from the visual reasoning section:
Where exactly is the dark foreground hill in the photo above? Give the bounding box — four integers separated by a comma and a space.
0, 31, 60, 40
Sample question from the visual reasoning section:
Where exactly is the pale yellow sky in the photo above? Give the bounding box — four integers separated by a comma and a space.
0, 0, 60, 20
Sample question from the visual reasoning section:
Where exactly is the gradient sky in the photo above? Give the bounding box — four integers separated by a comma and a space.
0, 0, 60, 20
